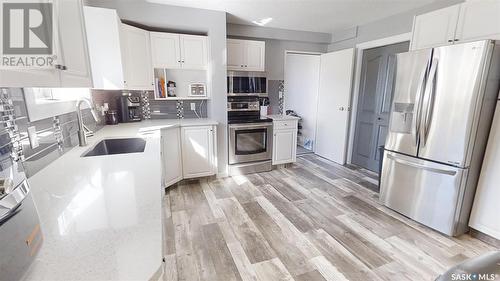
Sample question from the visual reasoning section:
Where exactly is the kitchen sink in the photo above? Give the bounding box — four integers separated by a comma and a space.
82, 138, 146, 157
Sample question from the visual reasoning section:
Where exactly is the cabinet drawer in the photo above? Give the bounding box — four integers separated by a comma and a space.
273, 120, 297, 130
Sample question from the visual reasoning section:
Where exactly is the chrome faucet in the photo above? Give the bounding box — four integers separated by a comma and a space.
76, 98, 100, 146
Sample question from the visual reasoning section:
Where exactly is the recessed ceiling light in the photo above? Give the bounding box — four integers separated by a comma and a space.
252, 17, 273, 26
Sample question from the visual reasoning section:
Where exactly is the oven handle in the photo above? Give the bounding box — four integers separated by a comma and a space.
0, 180, 30, 224
229, 123, 273, 129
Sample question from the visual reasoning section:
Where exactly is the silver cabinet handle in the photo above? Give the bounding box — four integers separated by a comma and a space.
387, 154, 457, 175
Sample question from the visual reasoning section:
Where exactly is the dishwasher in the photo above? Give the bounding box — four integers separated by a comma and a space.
0, 174, 43, 281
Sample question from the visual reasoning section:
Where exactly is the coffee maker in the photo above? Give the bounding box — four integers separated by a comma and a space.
119, 94, 142, 122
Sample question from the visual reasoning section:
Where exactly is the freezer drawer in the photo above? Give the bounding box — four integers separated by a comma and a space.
380, 151, 467, 235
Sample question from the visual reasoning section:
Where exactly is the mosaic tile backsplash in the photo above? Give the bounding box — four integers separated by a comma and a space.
92, 90, 208, 120
0, 88, 101, 177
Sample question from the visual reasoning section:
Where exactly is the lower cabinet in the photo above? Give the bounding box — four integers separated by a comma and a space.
162, 125, 217, 186
272, 120, 298, 165
162, 127, 183, 187
181, 126, 216, 178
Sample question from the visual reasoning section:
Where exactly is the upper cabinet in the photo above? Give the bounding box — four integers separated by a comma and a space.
83, 6, 125, 90
0, 0, 92, 88
411, 2, 500, 50
150, 33, 208, 70
227, 39, 265, 71
57, 0, 93, 87
120, 24, 154, 90
410, 5, 460, 50
455, 1, 500, 43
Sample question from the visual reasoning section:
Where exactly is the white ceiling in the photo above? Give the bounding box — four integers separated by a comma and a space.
146, 0, 439, 34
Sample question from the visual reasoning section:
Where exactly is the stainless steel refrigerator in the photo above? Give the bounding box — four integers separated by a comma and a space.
380, 40, 500, 236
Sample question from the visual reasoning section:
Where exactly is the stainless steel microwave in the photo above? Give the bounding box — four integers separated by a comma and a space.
227, 75, 267, 97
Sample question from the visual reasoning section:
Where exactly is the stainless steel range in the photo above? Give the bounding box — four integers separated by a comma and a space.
228, 94, 273, 175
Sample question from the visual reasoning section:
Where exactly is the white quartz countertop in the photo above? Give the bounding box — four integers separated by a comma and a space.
267, 114, 301, 121
23, 119, 217, 281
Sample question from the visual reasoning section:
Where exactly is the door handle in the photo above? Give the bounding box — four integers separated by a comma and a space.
413, 60, 429, 147
420, 58, 438, 147
387, 154, 456, 175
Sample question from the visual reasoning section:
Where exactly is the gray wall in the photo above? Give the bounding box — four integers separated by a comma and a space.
328, 0, 464, 51
85, 0, 229, 175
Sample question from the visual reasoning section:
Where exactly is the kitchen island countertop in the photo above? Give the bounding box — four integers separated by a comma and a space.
23, 118, 217, 281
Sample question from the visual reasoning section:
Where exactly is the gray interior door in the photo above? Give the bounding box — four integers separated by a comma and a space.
352, 42, 409, 172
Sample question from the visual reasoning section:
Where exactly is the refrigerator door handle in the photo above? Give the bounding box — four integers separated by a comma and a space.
413, 64, 429, 147
420, 58, 439, 147
386, 154, 457, 175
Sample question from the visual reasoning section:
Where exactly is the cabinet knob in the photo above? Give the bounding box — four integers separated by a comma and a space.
245, 65, 248, 67
454, 39, 459, 42
178, 60, 181, 63
240, 65, 244, 67
448, 39, 453, 43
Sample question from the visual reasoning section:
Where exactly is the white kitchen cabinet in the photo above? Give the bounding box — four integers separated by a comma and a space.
411, 2, 500, 51
0, 0, 91, 88
227, 39, 246, 69
227, 39, 265, 71
410, 5, 460, 50
272, 120, 297, 165
121, 24, 154, 90
469, 101, 500, 240
181, 125, 216, 179
150, 32, 181, 69
150, 33, 207, 70
162, 127, 183, 187
57, 0, 92, 87
455, 1, 500, 43
83, 6, 125, 89
180, 35, 208, 70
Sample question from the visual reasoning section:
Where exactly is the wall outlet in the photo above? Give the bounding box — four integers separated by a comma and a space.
190, 103, 196, 111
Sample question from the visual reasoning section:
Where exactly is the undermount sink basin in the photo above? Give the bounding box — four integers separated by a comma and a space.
82, 138, 146, 157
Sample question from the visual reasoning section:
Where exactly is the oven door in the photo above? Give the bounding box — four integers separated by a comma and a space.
229, 123, 273, 164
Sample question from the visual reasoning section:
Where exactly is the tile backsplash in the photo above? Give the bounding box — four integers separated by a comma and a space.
91, 90, 208, 120
0, 88, 209, 178
1, 88, 101, 177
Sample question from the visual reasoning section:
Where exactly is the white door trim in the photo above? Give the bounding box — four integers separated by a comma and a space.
346, 32, 412, 165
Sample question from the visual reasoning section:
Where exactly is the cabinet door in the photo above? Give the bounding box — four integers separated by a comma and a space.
121, 24, 154, 90
150, 32, 181, 69
57, 0, 92, 87
245, 40, 265, 71
410, 5, 460, 51
180, 35, 207, 70
273, 129, 297, 165
181, 126, 215, 178
83, 6, 125, 89
455, 1, 500, 43
227, 39, 246, 70
162, 128, 183, 187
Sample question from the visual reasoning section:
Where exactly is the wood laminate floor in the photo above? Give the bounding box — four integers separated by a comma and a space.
162, 154, 497, 281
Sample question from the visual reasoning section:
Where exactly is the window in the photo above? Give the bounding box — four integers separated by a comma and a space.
23, 88, 93, 121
